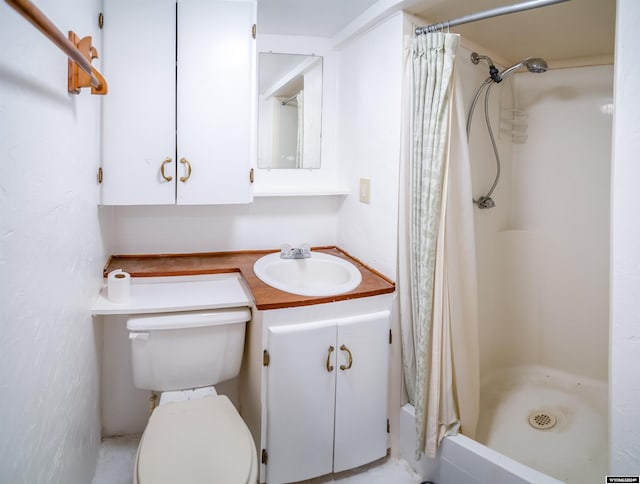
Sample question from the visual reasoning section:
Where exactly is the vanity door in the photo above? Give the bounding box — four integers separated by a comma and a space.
264, 310, 390, 482
333, 311, 390, 473
265, 320, 336, 484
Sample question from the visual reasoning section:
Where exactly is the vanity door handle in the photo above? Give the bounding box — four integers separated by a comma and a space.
339, 344, 353, 370
180, 157, 192, 182
160, 157, 173, 182
326, 345, 334, 372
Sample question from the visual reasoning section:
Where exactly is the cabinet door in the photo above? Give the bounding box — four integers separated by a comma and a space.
266, 321, 336, 484
101, 0, 176, 205
333, 311, 391, 473
177, 0, 255, 204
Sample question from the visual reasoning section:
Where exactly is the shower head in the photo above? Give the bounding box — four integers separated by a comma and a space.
499, 57, 548, 79
524, 58, 548, 73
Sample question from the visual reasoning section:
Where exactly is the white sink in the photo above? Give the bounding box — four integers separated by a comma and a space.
253, 252, 362, 297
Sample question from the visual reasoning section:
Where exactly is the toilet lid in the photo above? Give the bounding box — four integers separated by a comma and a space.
137, 396, 255, 484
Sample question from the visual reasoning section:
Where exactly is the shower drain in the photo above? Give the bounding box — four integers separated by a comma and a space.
528, 411, 557, 430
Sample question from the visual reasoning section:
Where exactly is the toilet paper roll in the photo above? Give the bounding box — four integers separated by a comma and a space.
107, 269, 131, 303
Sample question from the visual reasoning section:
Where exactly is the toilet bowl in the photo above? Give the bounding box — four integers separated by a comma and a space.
133, 395, 257, 484
127, 308, 256, 484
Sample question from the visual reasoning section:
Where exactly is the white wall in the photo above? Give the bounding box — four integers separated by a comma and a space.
610, 0, 640, 473
110, 198, 339, 254
335, 12, 404, 280
0, 0, 107, 482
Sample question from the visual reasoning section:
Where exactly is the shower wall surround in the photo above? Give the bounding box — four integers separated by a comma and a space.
468, 59, 612, 381
510, 65, 612, 380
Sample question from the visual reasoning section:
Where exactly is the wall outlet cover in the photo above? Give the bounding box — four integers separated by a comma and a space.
359, 178, 370, 204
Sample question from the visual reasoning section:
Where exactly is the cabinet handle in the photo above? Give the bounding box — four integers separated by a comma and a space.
339, 344, 353, 371
160, 157, 173, 182
326, 345, 334, 372
180, 157, 192, 182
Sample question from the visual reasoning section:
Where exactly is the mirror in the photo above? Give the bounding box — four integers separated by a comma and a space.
258, 53, 323, 169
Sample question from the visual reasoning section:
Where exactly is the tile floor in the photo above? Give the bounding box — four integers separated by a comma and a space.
92, 435, 139, 484
91, 434, 424, 484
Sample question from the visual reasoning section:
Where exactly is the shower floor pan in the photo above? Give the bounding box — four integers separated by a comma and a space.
476, 365, 607, 483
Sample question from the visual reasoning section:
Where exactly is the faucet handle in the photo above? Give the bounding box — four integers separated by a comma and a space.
300, 243, 311, 256
280, 244, 292, 258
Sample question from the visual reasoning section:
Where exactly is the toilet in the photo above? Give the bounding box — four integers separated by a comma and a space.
126, 307, 257, 484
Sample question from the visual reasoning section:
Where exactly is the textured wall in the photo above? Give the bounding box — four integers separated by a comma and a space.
0, 0, 107, 482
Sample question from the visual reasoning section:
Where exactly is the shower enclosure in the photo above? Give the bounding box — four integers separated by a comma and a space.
464, 45, 612, 483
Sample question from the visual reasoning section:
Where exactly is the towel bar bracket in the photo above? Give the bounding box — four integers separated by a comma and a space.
67, 31, 108, 95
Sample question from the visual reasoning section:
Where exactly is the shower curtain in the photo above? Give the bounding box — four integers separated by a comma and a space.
398, 32, 480, 458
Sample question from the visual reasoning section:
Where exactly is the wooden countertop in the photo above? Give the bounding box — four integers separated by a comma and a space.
103, 246, 395, 311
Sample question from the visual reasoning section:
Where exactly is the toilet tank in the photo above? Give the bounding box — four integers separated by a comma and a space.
127, 308, 251, 392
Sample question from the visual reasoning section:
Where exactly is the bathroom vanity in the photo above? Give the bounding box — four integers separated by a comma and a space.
250, 295, 393, 483
96, 247, 395, 483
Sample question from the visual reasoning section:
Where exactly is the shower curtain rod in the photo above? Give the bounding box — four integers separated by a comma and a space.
415, 0, 571, 35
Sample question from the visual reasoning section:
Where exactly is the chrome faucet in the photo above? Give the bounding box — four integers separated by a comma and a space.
280, 243, 311, 259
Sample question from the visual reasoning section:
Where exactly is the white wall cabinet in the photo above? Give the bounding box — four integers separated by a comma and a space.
101, 0, 255, 205
264, 310, 390, 483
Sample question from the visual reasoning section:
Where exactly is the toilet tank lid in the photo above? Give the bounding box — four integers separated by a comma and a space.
127, 308, 251, 331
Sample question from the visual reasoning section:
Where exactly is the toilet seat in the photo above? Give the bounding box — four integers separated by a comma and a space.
134, 396, 257, 484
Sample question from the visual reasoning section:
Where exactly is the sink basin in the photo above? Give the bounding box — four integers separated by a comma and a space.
253, 252, 362, 297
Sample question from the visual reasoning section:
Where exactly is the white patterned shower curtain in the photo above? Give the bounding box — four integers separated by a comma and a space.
398, 32, 480, 458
